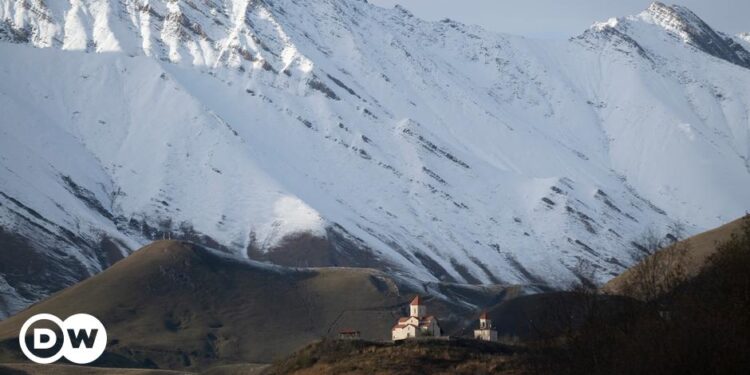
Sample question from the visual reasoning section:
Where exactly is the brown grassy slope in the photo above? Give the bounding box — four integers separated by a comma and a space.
200, 363, 268, 375
262, 339, 524, 375
0, 361, 269, 374
0, 241, 406, 370
0, 363, 188, 375
602, 215, 747, 295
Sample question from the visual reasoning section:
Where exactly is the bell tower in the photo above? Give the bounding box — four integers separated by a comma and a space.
479, 311, 491, 329
409, 295, 426, 318
474, 311, 498, 342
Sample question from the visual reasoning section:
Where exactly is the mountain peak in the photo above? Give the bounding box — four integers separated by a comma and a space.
635, 2, 750, 69
589, 2, 705, 36
643, 2, 714, 42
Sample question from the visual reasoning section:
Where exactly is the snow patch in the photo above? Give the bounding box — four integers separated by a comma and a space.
592, 18, 619, 31
264, 196, 327, 246
676, 123, 695, 141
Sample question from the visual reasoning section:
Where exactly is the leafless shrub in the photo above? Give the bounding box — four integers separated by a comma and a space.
620, 229, 689, 301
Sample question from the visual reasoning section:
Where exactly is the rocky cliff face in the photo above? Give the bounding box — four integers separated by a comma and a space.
638, 2, 750, 69
1, 1, 749, 317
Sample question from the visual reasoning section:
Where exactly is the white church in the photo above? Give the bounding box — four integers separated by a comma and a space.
391, 295, 442, 341
473, 311, 498, 342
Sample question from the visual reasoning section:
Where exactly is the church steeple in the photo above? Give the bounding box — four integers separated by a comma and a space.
410, 295, 426, 318
474, 310, 498, 342
479, 311, 491, 329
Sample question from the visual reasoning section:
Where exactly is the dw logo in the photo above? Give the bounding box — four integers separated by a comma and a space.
19, 313, 107, 364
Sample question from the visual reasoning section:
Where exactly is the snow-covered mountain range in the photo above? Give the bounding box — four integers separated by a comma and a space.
1, 0, 749, 317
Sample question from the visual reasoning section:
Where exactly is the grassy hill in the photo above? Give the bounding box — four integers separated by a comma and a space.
0, 241, 522, 372
0, 241, 409, 370
603, 215, 749, 297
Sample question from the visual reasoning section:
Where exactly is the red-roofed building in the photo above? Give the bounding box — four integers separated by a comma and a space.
392, 295, 442, 341
338, 329, 361, 340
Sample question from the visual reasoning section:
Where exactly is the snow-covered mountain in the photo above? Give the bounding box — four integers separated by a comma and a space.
1, 0, 749, 317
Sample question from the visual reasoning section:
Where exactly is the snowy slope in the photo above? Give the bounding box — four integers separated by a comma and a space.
1, 0, 749, 317
737, 33, 750, 50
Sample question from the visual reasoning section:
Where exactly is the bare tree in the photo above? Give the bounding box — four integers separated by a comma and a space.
621, 229, 689, 301
667, 220, 687, 244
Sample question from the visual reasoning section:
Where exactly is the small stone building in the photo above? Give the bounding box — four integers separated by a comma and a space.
338, 329, 361, 340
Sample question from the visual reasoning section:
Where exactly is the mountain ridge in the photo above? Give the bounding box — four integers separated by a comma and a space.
1, 0, 749, 317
